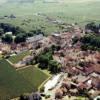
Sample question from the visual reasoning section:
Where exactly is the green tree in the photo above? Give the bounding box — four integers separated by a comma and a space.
19, 94, 29, 100
72, 36, 79, 44
2, 34, 13, 44
38, 54, 49, 69
49, 60, 60, 73
14, 33, 26, 43
0, 28, 4, 36
32, 29, 44, 36
80, 34, 100, 51
26, 32, 34, 37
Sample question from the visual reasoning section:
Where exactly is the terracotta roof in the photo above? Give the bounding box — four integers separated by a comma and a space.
92, 77, 100, 90
93, 65, 100, 74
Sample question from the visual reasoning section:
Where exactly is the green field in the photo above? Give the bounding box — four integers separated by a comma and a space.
0, 59, 33, 99
18, 65, 49, 91
0, 59, 49, 99
0, 0, 100, 34
8, 51, 30, 64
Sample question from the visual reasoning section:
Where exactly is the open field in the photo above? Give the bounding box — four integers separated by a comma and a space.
8, 51, 30, 64
0, 59, 49, 99
18, 65, 49, 91
0, 59, 33, 99
0, 54, 2, 60
0, 0, 100, 34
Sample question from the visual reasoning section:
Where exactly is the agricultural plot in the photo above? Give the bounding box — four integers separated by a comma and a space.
18, 65, 49, 91
0, 59, 33, 99
0, 60, 49, 99
8, 51, 30, 64
0, 0, 100, 34
0, 54, 2, 60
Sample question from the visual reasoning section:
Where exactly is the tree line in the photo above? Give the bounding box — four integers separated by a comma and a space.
0, 23, 44, 44
35, 46, 61, 74
80, 34, 100, 51
85, 22, 100, 34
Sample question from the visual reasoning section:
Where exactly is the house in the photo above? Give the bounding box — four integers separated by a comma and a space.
29, 92, 42, 100
51, 33, 61, 45
5, 32, 12, 35
72, 74, 90, 84
44, 74, 62, 93
88, 90, 100, 99
26, 34, 44, 44
90, 72, 100, 78
55, 89, 63, 99
91, 77, 100, 90
69, 89, 78, 95
26, 34, 44, 49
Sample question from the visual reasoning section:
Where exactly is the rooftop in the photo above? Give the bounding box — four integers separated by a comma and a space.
26, 34, 43, 43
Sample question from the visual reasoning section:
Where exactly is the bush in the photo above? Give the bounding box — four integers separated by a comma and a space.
40, 86, 44, 92
2, 34, 13, 44
72, 36, 79, 44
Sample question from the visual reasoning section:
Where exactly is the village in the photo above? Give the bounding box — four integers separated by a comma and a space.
0, 23, 100, 100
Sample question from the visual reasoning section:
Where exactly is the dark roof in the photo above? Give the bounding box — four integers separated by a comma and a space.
26, 34, 43, 43
29, 92, 41, 100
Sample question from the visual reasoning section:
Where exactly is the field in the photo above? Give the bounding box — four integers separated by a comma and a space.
0, 59, 33, 99
18, 65, 49, 91
8, 51, 30, 64
0, 0, 100, 34
0, 59, 49, 99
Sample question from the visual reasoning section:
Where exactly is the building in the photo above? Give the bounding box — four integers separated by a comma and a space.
26, 34, 44, 49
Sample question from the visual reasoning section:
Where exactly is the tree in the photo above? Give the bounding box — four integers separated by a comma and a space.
72, 36, 79, 44
0, 23, 25, 35
14, 26, 25, 35
0, 28, 4, 36
38, 54, 49, 69
31, 29, 45, 36
85, 22, 100, 33
19, 94, 29, 100
14, 33, 26, 43
26, 32, 34, 37
49, 60, 60, 73
79, 61, 85, 67
80, 34, 100, 51
51, 45, 61, 51
2, 34, 13, 44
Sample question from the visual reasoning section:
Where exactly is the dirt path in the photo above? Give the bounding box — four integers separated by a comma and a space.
16, 65, 32, 71
6, 59, 14, 66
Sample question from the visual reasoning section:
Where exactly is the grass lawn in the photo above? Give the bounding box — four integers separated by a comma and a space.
0, 59, 33, 99
8, 51, 30, 64
18, 65, 49, 91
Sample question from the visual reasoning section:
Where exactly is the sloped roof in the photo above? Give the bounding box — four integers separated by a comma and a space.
26, 34, 43, 43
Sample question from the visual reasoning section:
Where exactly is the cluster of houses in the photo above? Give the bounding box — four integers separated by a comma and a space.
0, 34, 44, 53
43, 25, 100, 99
0, 24, 100, 99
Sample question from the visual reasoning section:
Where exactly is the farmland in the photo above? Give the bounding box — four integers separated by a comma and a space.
8, 51, 30, 64
0, 0, 100, 34
18, 65, 49, 91
0, 0, 100, 99
0, 59, 49, 99
0, 59, 33, 99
